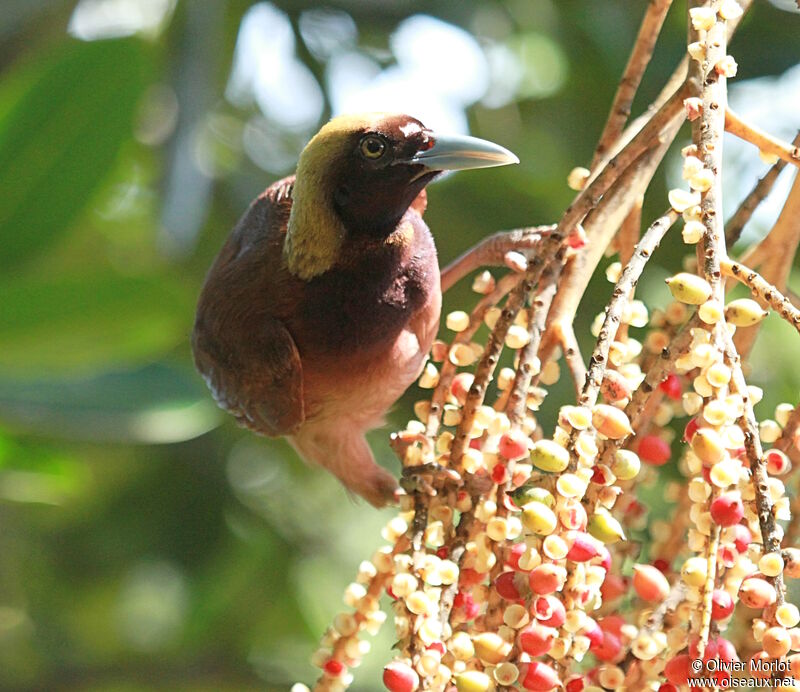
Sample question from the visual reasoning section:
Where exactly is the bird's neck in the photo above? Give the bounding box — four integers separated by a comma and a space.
284, 167, 346, 280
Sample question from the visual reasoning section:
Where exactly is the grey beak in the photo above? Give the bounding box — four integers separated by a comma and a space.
408, 132, 519, 171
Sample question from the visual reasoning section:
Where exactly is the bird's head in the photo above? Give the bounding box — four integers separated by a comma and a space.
285, 113, 518, 279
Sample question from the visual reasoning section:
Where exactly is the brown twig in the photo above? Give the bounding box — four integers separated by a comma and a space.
440, 226, 555, 293
721, 257, 800, 336
725, 132, 800, 247
725, 109, 800, 169
591, 0, 674, 169
506, 260, 563, 425
579, 209, 679, 409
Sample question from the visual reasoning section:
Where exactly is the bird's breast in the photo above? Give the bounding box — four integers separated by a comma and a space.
291, 213, 439, 361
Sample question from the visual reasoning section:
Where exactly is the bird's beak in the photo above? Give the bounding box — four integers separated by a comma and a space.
407, 132, 519, 171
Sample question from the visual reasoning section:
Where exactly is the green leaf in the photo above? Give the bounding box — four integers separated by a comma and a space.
0, 269, 194, 374
0, 38, 149, 270
0, 363, 220, 443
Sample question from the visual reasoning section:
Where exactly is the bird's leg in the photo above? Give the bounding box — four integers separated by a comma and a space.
440, 225, 556, 292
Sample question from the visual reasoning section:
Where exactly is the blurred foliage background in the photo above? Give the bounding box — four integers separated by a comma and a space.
0, 1, 798, 689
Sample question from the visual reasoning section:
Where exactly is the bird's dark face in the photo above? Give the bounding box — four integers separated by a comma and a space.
330, 116, 438, 236
285, 113, 518, 279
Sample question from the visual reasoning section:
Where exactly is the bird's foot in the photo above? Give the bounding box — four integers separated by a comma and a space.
400, 461, 463, 496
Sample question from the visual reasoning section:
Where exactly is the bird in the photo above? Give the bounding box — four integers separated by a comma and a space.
192, 113, 518, 507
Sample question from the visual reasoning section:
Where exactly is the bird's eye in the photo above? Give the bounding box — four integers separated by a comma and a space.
359, 135, 387, 160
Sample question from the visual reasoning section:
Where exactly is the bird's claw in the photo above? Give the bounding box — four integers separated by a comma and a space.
400, 462, 463, 496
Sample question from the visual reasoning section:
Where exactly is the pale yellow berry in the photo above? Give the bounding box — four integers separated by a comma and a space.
760, 420, 782, 444
689, 168, 714, 192
522, 502, 558, 536
693, 374, 713, 398
567, 166, 591, 191
557, 473, 587, 499
776, 403, 795, 428
473, 631, 512, 665
472, 270, 495, 295
748, 386, 764, 405
719, 0, 744, 19
450, 343, 477, 367
687, 41, 706, 61
406, 590, 434, 616
759, 552, 785, 578
446, 310, 470, 332
418, 362, 439, 388
496, 367, 516, 391
542, 534, 569, 560
448, 631, 475, 660
726, 298, 767, 327
612, 449, 641, 481
777, 603, 800, 628
592, 404, 633, 439
530, 439, 569, 473
665, 272, 712, 305
683, 219, 705, 244
715, 55, 738, 78
562, 405, 592, 430
683, 392, 704, 416
505, 324, 531, 349
443, 406, 462, 427
710, 459, 739, 488
484, 306, 501, 329
699, 299, 723, 324
690, 6, 716, 31
454, 670, 492, 692
493, 661, 519, 686
681, 556, 708, 587
605, 261, 622, 283
706, 362, 732, 387
540, 360, 560, 386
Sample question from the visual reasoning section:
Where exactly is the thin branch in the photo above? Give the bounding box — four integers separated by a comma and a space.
725, 131, 800, 246
591, 0, 674, 168
506, 261, 562, 425
439, 226, 555, 293
579, 209, 679, 408
725, 109, 800, 169
557, 322, 587, 399
721, 257, 800, 336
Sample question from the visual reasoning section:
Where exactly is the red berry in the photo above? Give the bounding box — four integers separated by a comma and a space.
638, 435, 671, 465
684, 417, 700, 442
498, 430, 529, 461
658, 685, 679, 692
710, 492, 744, 527
664, 654, 693, 685
528, 564, 564, 595
532, 595, 565, 628
711, 589, 734, 620
766, 449, 790, 475
582, 618, 603, 648
494, 571, 522, 601
592, 630, 622, 662
731, 524, 752, 553
566, 531, 601, 562
600, 574, 627, 602
652, 558, 670, 573
632, 564, 671, 602
436, 546, 449, 559
520, 661, 560, 691
716, 637, 738, 662
565, 676, 585, 692
492, 462, 509, 484
506, 542, 526, 571
324, 659, 345, 676
659, 373, 682, 400
519, 622, 557, 656
450, 373, 473, 405
383, 661, 419, 692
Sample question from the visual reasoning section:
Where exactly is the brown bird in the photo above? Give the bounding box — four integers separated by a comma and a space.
192, 113, 518, 506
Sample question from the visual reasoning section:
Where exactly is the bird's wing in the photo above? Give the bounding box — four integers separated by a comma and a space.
193, 314, 304, 436
192, 175, 305, 437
